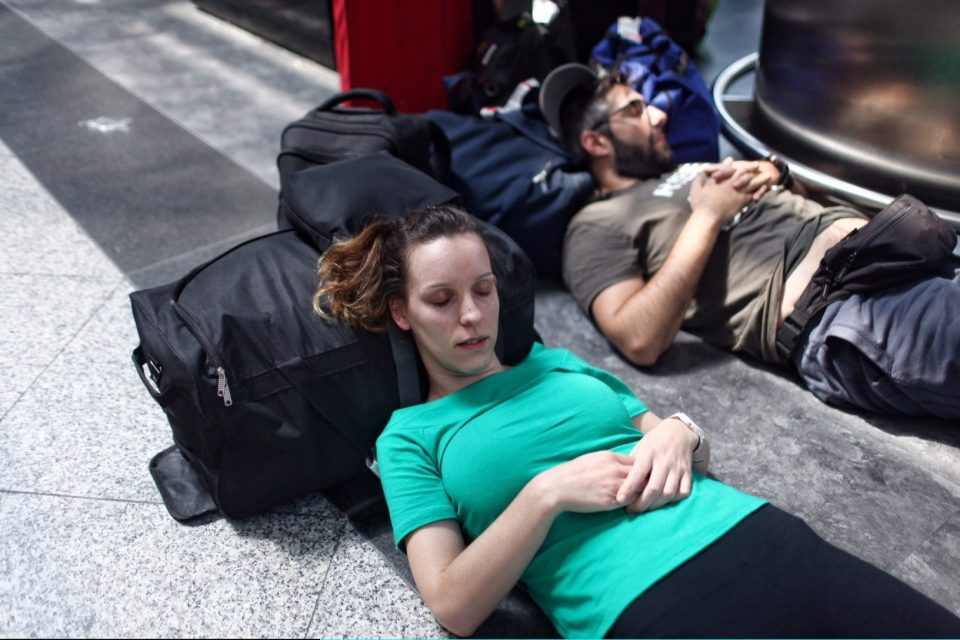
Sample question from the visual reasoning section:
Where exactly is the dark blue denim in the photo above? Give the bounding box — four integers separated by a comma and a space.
794, 237, 960, 418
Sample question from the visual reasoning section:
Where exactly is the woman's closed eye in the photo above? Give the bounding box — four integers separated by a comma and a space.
474, 276, 496, 296
428, 295, 452, 307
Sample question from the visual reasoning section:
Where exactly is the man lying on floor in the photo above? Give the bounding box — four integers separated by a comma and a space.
540, 63, 960, 419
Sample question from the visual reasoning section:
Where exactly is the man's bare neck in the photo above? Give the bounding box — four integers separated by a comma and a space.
596, 171, 639, 196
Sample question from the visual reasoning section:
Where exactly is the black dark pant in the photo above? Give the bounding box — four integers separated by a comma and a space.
608, 505, 960, 638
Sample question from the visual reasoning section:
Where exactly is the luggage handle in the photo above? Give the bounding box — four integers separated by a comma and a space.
317, 89, 397, 115
132, 346, 162, 400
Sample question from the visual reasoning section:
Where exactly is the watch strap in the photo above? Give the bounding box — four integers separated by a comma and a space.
763, 153, 792, 188
667, 412, 705, 455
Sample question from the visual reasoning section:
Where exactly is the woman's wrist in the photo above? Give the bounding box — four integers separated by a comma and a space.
526, 469, 564, 519
667, 412, 706, 459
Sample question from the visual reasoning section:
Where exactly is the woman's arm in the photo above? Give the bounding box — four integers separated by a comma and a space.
637, 412, 710, 475
618, 412, 711, 513
405, 450, 636, 636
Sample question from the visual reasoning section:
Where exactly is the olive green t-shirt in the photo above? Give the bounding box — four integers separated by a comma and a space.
562, 164, 864, 362
376, 343, 766, 638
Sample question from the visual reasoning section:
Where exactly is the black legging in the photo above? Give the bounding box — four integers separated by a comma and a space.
608, 505, 960, 638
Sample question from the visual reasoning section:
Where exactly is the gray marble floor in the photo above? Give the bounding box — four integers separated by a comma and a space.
1, 0, 958, 638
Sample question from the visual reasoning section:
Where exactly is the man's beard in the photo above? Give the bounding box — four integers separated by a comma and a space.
610, 130, 676, 178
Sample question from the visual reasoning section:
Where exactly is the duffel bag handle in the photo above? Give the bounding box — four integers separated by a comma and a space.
317, 89, 397, 115
132, 346, 162, 400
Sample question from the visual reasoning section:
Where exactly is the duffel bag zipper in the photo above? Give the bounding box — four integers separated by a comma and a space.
279, 147, 360, 165
821, 203, 912, 299
167, 233, 292, 409
216, 367, 233, 406
172, 301, 234, 407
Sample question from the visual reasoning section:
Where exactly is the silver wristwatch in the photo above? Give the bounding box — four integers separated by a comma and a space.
668, 412, 706, 458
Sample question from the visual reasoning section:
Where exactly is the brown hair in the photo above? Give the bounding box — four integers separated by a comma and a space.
313, 205, 486, 333
558, 71, 627, 161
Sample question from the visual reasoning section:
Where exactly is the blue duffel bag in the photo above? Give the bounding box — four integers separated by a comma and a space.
591, 15, 720, 164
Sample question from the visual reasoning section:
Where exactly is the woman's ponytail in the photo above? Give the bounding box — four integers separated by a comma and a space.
313, 219, 404, 333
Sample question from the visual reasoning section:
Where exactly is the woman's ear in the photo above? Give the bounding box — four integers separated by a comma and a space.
389, 297, 410, 331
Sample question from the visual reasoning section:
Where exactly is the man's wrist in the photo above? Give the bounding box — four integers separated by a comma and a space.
763, 153, 792, 188
688, 205, 731, 233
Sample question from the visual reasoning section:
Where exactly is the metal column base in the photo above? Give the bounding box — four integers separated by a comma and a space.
713, 53, 960, 228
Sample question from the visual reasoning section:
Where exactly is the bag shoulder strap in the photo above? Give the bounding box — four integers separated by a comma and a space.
388, 322, 422, 407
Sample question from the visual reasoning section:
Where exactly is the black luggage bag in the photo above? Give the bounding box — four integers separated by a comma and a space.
277, 88, 449, 180
132, 156, 538, 522
131, 230, 404, 521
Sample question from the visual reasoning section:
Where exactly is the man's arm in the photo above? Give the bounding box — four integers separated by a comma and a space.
591, 174, 753, 366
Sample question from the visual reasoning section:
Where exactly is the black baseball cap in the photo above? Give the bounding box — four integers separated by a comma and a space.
539, 63, 600, 137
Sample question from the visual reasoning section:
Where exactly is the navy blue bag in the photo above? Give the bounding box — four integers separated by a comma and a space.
424, 103, 595, 277
591, 16, 720, 163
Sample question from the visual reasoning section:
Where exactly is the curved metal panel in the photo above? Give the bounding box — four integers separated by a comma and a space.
755, 0, 960, 205
713, 54, 960, 226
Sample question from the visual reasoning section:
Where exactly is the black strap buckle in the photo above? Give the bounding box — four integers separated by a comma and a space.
775, 312, 808, 362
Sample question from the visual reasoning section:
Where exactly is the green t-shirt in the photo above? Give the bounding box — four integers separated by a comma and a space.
376, 343, 766, 638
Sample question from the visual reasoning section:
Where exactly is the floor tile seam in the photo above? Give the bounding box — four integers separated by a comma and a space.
891, 504, 960, 572
2, 0, 277, 191
0, 357, 51, 423
0, 275, 127, 425
301, 516, 349, 638
0, 270, 120, 282
0, 486, 163, 508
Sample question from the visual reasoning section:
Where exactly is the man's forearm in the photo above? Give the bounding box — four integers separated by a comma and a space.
601, 208, 725, 364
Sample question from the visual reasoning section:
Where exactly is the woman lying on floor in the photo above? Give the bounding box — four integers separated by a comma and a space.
313, 205, 960, 639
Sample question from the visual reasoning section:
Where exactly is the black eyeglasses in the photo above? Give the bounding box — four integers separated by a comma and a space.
591, 97, 649, 131
611, 98, 649, 119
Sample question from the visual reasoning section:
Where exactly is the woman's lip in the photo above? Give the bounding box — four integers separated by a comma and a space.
456, 337, 488, 350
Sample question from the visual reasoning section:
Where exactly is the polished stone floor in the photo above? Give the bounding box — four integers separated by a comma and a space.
1, 0, 958, 637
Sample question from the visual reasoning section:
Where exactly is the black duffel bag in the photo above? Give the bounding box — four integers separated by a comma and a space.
132, 230, 400, 521
132, 155, 537, 522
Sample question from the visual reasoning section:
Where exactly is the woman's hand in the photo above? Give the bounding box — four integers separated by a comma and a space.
617, 416, 699, 514
405, 450, 635, 636
532, 450, 636, 515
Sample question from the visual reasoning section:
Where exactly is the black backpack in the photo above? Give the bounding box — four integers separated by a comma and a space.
277, 88, 449, 183
131, 155, 538, 522
445, 9, 577, 113
132, 230, 397, 521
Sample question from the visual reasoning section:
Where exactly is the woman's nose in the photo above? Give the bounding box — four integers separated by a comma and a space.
460, 296, 481, 325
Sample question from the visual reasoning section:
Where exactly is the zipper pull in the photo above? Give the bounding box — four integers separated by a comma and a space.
833, 252, 858, 287
216, 367, 233, 407
819, 266, 833, 299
